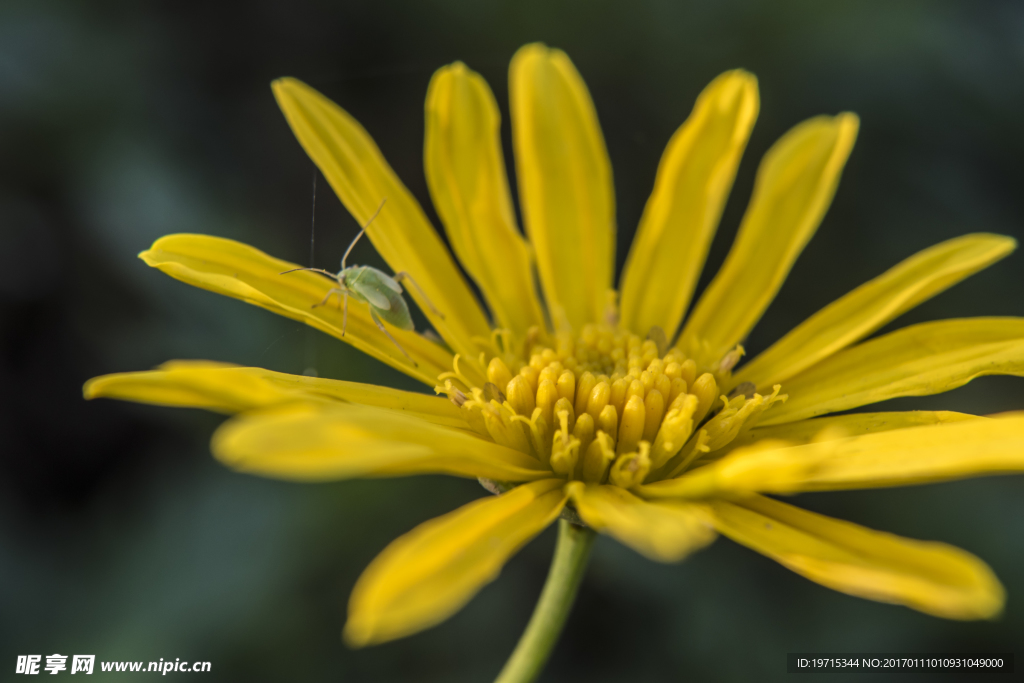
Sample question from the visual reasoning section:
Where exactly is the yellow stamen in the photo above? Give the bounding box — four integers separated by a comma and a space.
617, 394, 645, 455
640, 370, 655, 395
536, 379, 558, 428
581, 431, 616, 483
572, 413, 596, 466
610, 442, 651, 488
664, 361, 682, 380
487, 356, 513, 393
444, 323, 786, 486
483, 403, 515, 451
690, 373, 718, 423
507, 375, 536, 415
521, 407, 552, 464
575, 371, 597, 416
585, 381, 611, 422
668, 377, 687, 405
554, 397, 575, 434
519, 364, 539, 393
679, 359, 697, 387
650, 393, 698, 470
483, 382, 505, 404
642, 389, 665, 443
538, 361, 563, 385
609, 378, 628, 418
550, 411, 580, 477
598, 404, 618, 444
556, 370, 576, 403
716, 344, 746, 374
626, 378, 644, 405
460, 400, 489, 436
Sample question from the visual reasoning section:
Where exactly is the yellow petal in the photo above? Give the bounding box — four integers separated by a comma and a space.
345, 478, 567, 646
710, 495, 1004, 619
619, 70, 759, 337
510, 43, 614, 331
763, 318, 1024, 425
640, 412, 1024, 497
720, 410, 978, 457
566, 482, 715, 563
83, 361, 465, 429
139, 234, 461, 387
424, 62, 546, 335
678, 114, 859, 369
211, 402, 550, 482
272, 77, 491, 364
734, 234, 1017, 391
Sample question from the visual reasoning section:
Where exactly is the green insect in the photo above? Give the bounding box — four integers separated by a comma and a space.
281, 200, 441, 365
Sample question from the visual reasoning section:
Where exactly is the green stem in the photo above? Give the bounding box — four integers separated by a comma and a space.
494, 519, 596, 683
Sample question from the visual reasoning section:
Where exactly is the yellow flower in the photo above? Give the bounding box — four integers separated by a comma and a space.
85, 43, 1024, 653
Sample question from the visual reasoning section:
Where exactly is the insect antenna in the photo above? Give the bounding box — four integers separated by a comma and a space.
279, 266, 338, 276
341, 198, 387, 269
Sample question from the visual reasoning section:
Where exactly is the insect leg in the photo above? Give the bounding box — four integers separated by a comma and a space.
312, 288, 344, 309
370, 310, 418, 367
392, 272, 445, 319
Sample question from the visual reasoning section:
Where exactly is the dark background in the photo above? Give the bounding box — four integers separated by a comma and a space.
2, 0, 1023, 680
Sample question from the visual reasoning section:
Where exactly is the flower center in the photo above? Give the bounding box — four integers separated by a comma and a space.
438, 324, 784, 487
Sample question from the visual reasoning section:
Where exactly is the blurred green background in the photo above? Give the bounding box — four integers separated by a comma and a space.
2, 0, 1023, 680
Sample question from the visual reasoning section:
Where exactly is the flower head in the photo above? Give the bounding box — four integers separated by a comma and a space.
86, 43, 1024, 649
